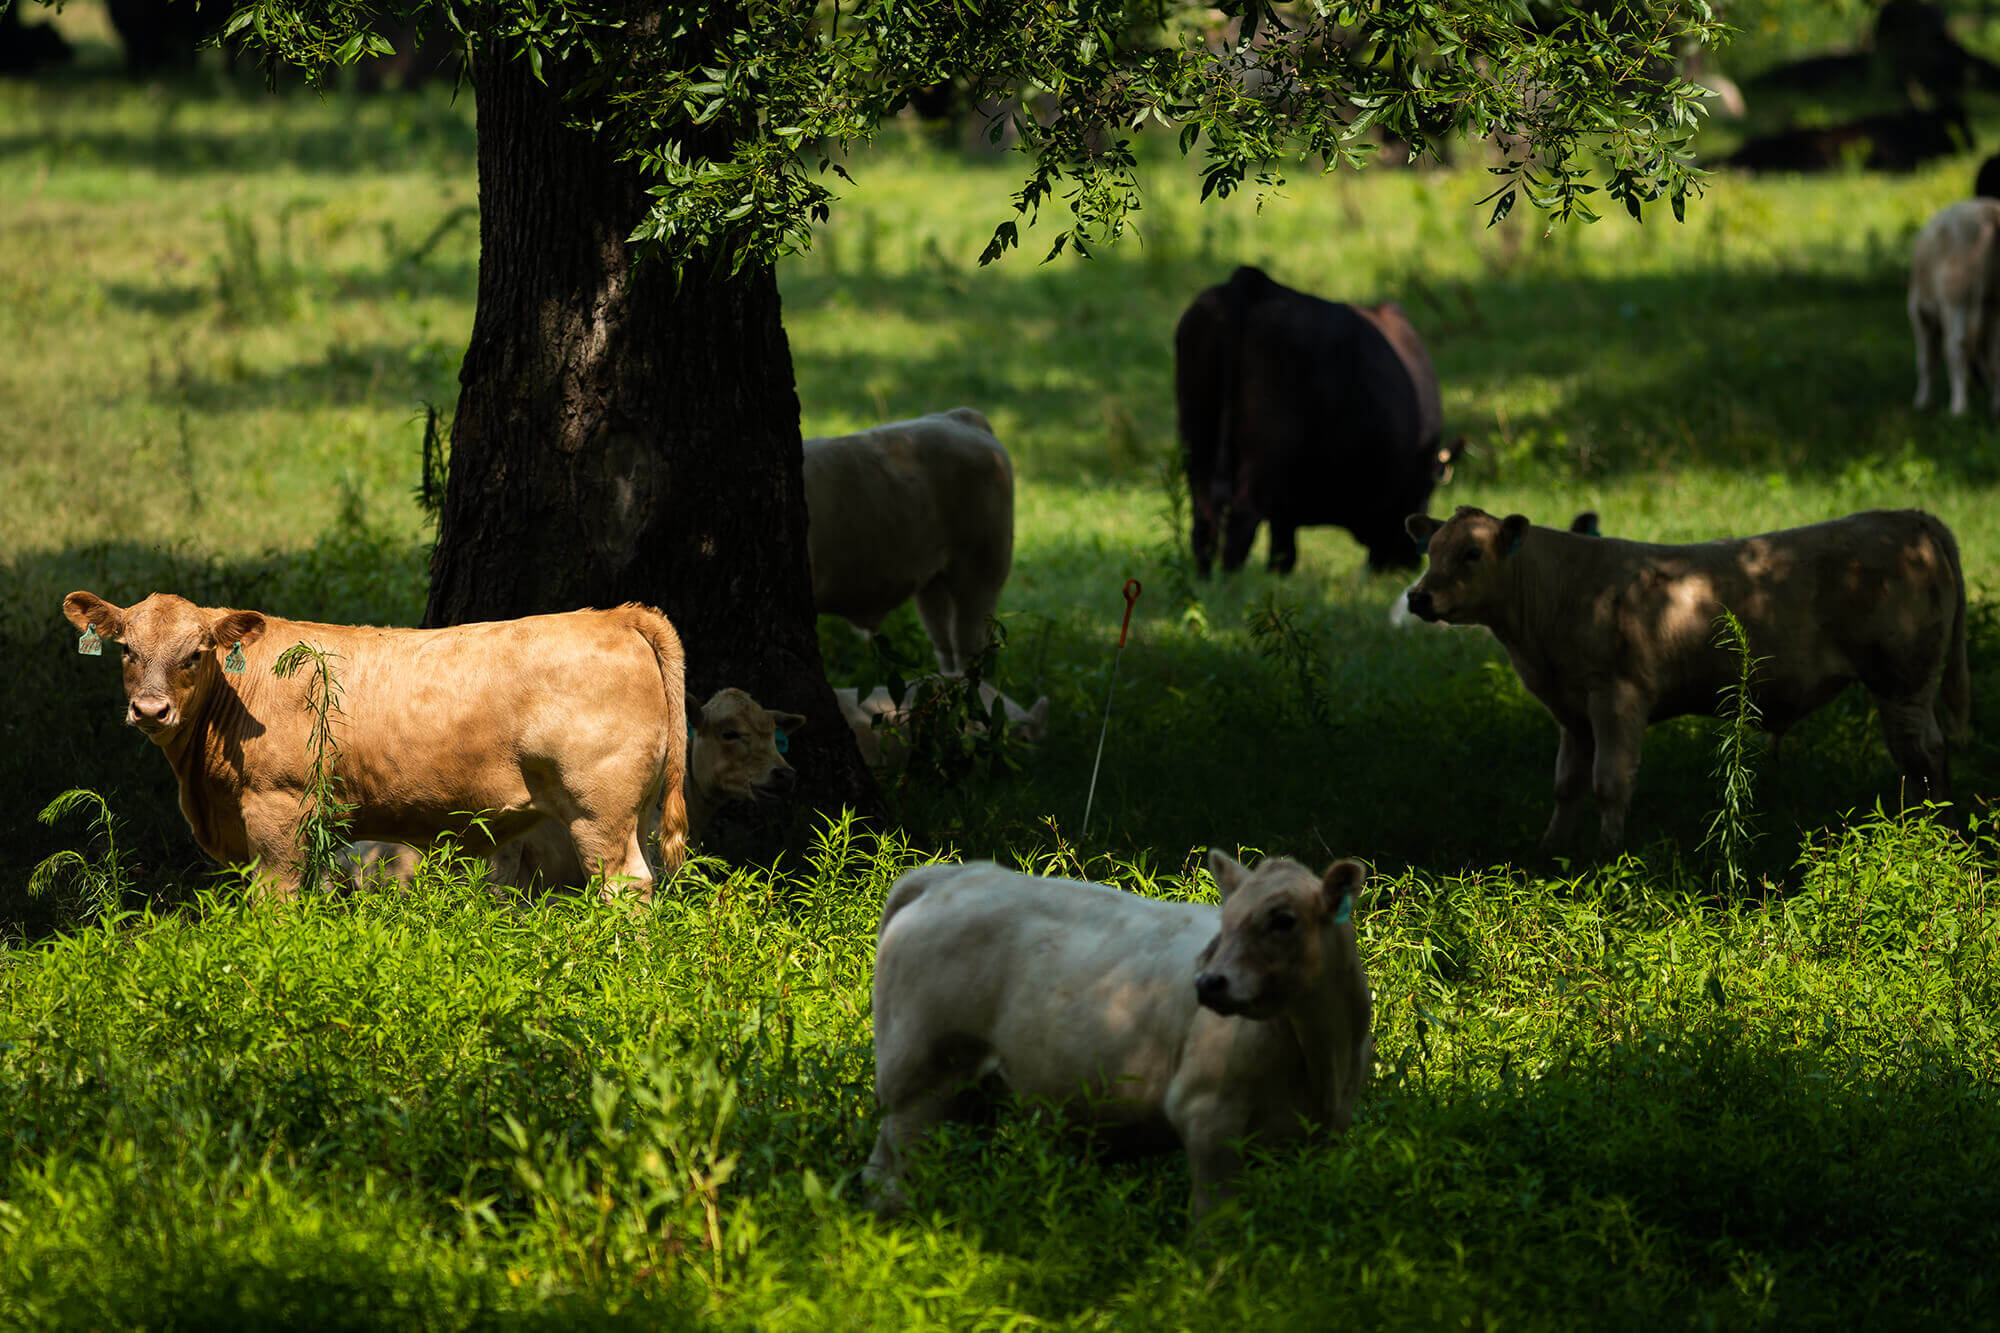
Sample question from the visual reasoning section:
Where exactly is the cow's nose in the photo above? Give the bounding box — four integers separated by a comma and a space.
768, 765, 796, 792
1407, 589, 1435, 619
131, 697, 171, 723
1195, 972, 1229, 1005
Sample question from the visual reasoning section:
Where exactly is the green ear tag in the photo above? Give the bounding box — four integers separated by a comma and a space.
223, 642, 246, 675
77, 624, 102, 657
1505, 533, 1523, 556
1333, 895, 1353, 926
775, 730, 790, 755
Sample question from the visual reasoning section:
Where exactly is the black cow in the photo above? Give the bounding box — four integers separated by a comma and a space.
1176, 266, 1457, 575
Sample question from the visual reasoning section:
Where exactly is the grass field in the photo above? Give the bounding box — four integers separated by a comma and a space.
6, 8, 2000, 1326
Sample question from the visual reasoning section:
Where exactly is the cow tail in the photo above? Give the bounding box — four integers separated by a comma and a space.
633, 606, 690, 875
1932, 514, 1971, 743
1210, 266, 1269, 513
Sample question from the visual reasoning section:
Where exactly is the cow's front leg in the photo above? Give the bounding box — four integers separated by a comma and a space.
1266, 522, 1299, 575
1220, 504, 1260, 574
1587, 688, 1646, 849
238, 793, 307, 901
1191, 497, 1219, 577
1185, 1134, 1244, 1226
1911, 296, 1938, 410
1541, 721, 1593, 852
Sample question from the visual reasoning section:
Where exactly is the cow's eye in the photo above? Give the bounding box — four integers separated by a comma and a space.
722, 730, 742, 742
1268, 909, 1297, 933
1463, 548, 1483, 565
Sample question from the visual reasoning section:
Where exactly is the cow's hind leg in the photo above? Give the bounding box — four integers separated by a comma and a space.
1877, 694, 1953, 814
866, 1030, 990, 1215
1912, 295, 1939, 410
916, 566, 1002, 677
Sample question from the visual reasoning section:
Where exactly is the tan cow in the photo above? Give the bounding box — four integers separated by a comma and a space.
63, 592, 688, 901
805, 407, 1014, 675
866, 852, 1374, 1222
1402, 507, 1969, 849
833, 678, 1048, 768
1910, 198, 2000, 416
352, 685, 802, 893
683, 686, 805, 842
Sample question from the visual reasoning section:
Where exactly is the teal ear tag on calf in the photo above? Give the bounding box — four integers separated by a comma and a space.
1333, 894, 1353, 925
775, 731, 790, 755
77, 624, 102, 657
1506, 533, 1523, 556
223, 642, 246, 675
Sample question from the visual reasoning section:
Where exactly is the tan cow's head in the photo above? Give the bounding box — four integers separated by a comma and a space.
1402, 506, 1532, 625
1194, 851, 1365, 1019
63, 591, 266, 746
688, 687, 805, 806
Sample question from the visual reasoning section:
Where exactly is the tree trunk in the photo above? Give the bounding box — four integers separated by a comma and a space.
425, 44, 880, 850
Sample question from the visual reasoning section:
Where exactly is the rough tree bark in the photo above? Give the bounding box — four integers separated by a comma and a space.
424, 42, 881, 847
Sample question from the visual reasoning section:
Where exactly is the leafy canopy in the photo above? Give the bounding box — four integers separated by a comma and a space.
230, 0, 1725, 271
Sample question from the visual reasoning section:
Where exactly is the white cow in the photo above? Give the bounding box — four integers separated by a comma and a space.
867, 852, 1374, 1222
805, 408, 1014, 674
1910, 198, 2000, 416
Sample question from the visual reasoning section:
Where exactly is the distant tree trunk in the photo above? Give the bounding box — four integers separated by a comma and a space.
425, 43, 880, 844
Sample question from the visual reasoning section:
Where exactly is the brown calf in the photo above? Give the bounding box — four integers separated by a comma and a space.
1402, 507, 1968, 849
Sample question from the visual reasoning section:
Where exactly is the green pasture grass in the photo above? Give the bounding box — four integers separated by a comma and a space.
8, 36, 2000, 1325
1, 817, 1996, 1326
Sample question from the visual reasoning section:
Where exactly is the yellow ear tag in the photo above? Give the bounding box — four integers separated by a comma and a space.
223, 643, 246, 675
77, 624, 102, 657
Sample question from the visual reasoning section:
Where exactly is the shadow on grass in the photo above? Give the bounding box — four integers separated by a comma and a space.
0, 67, 476, 177
862, 1011, 2000, 1323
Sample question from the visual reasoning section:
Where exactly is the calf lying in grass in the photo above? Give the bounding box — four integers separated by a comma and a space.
835, 677, 1048, 769
867, 851, 1374, 1223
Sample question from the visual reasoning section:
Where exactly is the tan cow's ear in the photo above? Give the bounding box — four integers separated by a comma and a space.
63, 591, 126, 640
208, 610, 267, 648
773, 712, 806, 734
685, 692, 705, 728
1321, 859, 1367, 922
1499, 514, 1532, 557
1404, 514, 1442, 548
1207, 848, 1248, 902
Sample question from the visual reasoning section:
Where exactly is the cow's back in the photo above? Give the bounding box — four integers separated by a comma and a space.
1521, 512, 1960, 729
875, 864, 1216, 1118
232, 606, 679, 847
1912, 199, 2000, 308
